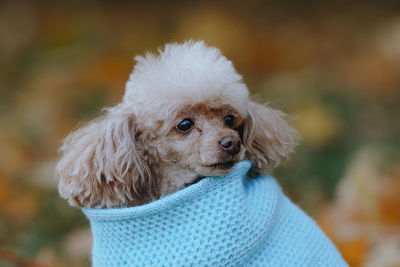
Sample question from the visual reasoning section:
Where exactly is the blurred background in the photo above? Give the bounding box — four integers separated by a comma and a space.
0, 0, 399, 266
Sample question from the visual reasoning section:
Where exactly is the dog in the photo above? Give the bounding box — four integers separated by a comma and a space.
56, 41, 297, 208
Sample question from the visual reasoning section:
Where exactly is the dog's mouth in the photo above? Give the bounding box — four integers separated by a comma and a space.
206, 161, 235, 170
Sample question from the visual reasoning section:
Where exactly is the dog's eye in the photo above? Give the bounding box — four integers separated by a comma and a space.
176, 118, 194, 133
224, 115, 235, 127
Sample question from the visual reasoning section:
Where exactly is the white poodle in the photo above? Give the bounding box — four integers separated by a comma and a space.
57, 41, 297, 208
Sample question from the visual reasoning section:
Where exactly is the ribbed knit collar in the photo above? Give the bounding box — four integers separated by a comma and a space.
83, 161, 279, 265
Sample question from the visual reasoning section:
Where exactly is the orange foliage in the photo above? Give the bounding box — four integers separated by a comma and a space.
338, 238, 368, 267
0, 173, 38, 221
377, 175, 400, 225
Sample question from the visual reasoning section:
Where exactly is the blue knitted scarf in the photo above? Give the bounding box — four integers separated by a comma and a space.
83, 161, 347, 266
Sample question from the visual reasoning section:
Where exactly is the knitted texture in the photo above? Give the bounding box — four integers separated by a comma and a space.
83, 161, 348, 266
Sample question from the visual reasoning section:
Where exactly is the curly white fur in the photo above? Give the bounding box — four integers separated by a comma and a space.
124, 41, 249, 126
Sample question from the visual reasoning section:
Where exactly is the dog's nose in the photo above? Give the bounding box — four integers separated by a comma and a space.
218, 136, 241, 155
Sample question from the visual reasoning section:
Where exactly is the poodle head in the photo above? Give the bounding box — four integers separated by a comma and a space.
124, 41, 249, 175
57, 41, 297, 208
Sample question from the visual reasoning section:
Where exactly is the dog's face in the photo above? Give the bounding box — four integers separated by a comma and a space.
154, 103, 245, 177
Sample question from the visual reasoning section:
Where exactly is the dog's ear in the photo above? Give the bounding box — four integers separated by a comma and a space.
241, 101, 298, 172
56, 107, 156, 208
